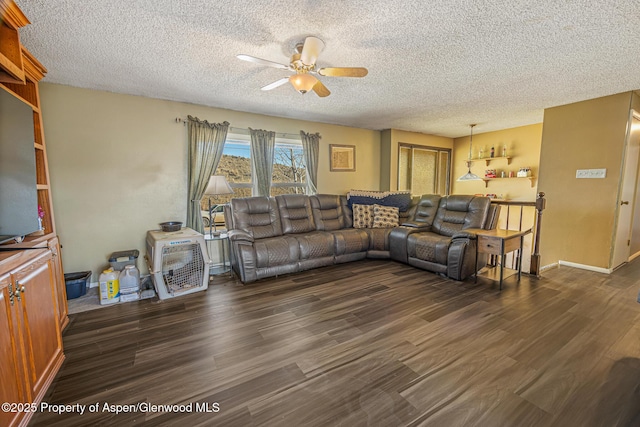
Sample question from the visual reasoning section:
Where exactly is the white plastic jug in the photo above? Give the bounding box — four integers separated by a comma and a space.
99, 268, 120, 305
119, 265, 140, 294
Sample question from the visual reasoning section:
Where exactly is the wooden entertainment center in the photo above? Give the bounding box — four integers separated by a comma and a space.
0, 2, 66, 426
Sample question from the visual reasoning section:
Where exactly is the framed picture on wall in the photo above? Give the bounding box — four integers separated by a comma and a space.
329, 144, 356, 172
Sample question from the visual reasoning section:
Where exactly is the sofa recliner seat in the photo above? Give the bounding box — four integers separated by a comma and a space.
310, 194, 370, 263
227, 193, 497, 283
226, 196, 300, 283
390, 194, 499, 280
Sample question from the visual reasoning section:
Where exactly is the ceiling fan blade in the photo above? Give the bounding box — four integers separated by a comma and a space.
237, 54, 289, 70
318, 67, 368, 77
312, 80, 331, 97
261, 77, 290, 91
300, 36, 325, 65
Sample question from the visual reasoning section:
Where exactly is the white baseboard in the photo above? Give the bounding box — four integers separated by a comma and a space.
629, 251, 640, 262
558, 260, 612, 274
540, 263, 558, 272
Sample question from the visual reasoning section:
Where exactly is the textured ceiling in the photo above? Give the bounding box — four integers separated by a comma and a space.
15, 0, 640, 138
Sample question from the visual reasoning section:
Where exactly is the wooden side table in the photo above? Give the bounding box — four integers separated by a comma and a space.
473, 228, 532, 289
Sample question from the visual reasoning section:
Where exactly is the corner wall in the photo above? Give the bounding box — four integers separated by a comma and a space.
537, 92, 633, 269
451, 124, 543, 200
40, 84, 381, 278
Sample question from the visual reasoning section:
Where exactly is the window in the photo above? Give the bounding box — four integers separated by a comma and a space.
216, 137, 252, 202
207, 133, 307, 208
398, 144, 450, 196
271, 140, 306, 196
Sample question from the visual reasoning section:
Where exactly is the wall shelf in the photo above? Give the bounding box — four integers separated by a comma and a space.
481, 176, 536, 188
466, 156, 512, 166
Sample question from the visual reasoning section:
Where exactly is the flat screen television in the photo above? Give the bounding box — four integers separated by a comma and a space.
0, 88, 38, 244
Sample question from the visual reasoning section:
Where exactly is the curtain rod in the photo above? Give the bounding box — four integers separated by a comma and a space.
175, 117, 302, 140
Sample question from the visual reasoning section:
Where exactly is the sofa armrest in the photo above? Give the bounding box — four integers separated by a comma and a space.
447, 238, 478, 281
401, 221, 432, 230
228, 229, 254, 243
229, 239, 258, 283
389, 225, 426, 263
452, 231, 478, 240
452, 227, 487, 240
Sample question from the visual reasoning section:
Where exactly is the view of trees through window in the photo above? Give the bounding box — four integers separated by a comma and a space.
200, 138, 307, 211
272, 143, 306, 194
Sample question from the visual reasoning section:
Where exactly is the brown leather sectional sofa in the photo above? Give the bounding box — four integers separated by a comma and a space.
226, 193, 498, 283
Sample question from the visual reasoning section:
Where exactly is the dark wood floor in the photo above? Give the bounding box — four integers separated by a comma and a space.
30, 259, 640, 426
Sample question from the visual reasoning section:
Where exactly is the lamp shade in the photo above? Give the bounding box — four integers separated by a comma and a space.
289, 73, 318, 94
204, 175, 234, 196
457, 171, 482, 181
457, 124, 483, 182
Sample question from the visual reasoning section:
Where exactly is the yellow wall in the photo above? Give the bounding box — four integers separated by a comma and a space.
39, 82, 639, 278
538, 92, 633, 269
451, 124, 543, 272
40, 84, 381, 278
379, 129, 453, 191
451, 124, 543, 200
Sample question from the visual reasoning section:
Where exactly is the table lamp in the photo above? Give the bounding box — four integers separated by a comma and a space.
203, 175, 234, 237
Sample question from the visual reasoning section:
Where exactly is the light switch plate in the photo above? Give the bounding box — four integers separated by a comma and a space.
576, 168, 606, 179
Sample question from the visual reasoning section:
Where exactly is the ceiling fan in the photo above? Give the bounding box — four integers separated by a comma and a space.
237, 36, 368, 98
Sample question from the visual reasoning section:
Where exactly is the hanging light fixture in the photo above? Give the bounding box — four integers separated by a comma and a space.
289, 73, 318, 94
457, 124, 483, 182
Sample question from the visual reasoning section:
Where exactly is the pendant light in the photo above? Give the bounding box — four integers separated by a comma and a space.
457, 124, 482, 181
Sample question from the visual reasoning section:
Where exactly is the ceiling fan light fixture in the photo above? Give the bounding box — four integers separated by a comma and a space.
289, 73, 317, 94
238, 36, 366, 97
300, 36, 325, 65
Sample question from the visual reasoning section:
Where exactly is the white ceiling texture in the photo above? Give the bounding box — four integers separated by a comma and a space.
15, 0, 640, 137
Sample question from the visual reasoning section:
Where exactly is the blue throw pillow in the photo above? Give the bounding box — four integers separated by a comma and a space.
347, 190, 412, 211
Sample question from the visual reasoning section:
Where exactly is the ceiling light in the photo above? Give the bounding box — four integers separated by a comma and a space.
289, 73, 317, 94
457, 124, 483, 182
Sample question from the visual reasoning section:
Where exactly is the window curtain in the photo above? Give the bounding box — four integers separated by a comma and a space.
300, 130, 320, 194
249, 128, 276, 196
186, 116, 229, 233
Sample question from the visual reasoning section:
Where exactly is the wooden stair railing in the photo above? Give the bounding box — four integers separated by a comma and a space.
489, 192, 546, 277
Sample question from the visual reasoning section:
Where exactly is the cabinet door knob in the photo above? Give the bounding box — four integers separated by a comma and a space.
14, 282, 25, 301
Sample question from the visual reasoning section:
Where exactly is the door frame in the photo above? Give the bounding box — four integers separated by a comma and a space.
396, 143, 451, 195
610, 109, 640, 269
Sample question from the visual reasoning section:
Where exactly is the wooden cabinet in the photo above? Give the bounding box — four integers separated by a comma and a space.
48, 237, 68, 330
0, 273, 29, 427
0, 3, 66, 425
0, 0, 28, 84
0, 250, 64, 427
1, 3, 55, 244
0, 2, 65, 326
13, 251, 64, 401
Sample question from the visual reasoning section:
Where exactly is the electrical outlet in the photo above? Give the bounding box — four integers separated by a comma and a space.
576, 168, 606, 179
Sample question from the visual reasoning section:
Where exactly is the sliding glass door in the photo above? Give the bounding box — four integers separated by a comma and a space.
398, 144, 450, 196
